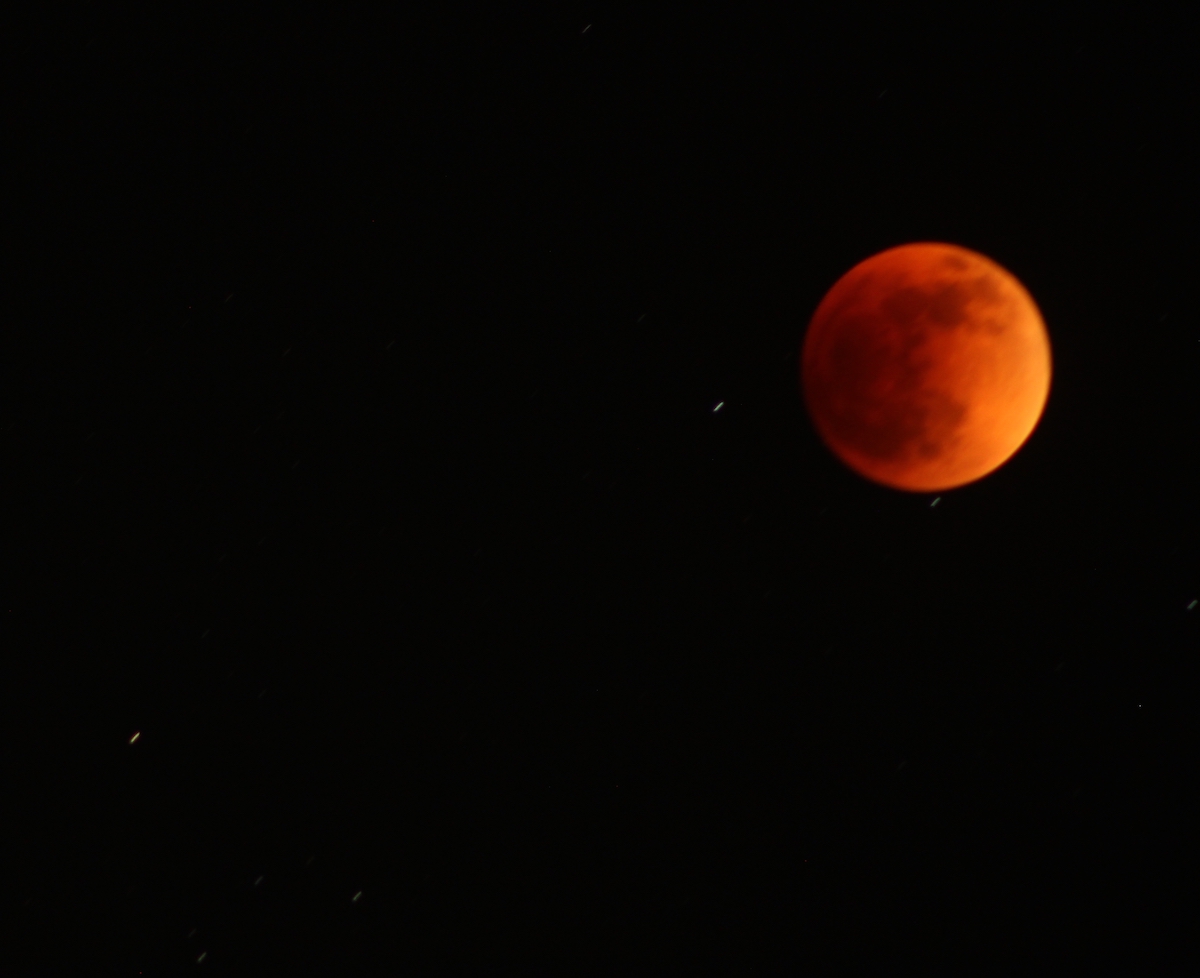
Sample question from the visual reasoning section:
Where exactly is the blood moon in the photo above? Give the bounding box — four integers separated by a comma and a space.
801, 242, 1051, 493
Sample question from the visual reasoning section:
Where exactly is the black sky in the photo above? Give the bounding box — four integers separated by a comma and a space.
7, 6, 1200, 971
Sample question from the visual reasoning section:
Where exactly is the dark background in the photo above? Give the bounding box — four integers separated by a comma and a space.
7, 5, 1199, 971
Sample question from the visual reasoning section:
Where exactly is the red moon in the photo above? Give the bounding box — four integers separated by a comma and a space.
801, 242, 1052, 492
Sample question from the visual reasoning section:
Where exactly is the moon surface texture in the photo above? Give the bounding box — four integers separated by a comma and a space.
801, 242, 1052, 492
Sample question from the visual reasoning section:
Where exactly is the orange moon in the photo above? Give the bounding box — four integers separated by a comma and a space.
801, 242, 1052, 492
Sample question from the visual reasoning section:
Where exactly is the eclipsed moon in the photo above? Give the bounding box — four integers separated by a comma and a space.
801, 242, 1051, 493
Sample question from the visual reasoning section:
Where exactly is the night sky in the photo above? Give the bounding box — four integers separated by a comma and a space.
9, 6, 1199, 971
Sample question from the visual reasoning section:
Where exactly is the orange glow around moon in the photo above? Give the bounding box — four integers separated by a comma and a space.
801, 242, 1052, 492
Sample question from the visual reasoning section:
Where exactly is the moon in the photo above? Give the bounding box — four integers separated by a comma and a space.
801, 242, 1052, 492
